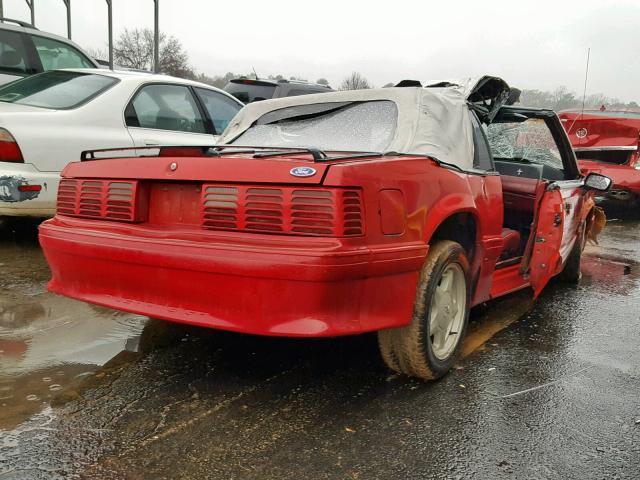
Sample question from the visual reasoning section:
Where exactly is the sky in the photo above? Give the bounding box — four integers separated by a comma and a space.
3, 0, 639, 101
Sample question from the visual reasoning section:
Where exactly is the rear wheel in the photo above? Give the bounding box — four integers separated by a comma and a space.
378, 240, 471, 380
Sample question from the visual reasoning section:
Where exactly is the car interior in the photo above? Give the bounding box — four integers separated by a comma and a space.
0, 32, 28, 74
482, 111, 570, 267
127, 85, 206, 133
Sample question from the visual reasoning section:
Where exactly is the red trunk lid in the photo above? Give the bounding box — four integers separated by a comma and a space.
62, 153, 329, 185
57, 153, 366, 237
559, 111, 640, 149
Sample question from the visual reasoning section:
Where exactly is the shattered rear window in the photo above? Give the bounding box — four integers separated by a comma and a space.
486, 118, 563, 171
230, 101, 398, 152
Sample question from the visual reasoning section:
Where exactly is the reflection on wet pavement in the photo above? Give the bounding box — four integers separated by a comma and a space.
0, 220, 147, 431
0, 216, 638, 479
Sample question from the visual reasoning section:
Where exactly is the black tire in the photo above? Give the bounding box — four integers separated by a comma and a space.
558, 221, 586, 284
378, 240, 471, 380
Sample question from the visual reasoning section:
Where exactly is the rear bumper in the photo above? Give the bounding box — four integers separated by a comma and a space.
0, 163, 58, 217
40, 217, 427, 337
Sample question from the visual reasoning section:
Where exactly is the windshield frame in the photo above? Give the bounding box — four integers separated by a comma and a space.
0, 70, 120, 110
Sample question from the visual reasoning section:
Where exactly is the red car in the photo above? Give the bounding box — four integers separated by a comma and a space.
40, 77, 611, 380
559, 110, 640, 206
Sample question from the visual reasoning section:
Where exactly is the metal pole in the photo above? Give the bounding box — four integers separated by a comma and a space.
153, 0, 159, 73
0, 1, 4, 20
106, 0, 113, 69
24, 0, 34, 26
63, 0, 71, 39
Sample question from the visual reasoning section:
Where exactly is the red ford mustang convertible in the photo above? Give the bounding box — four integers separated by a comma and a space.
39, 77, 611, 380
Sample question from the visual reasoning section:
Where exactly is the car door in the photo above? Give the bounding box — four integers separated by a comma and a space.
125, 83, 216, 147
487, 107, 584, 296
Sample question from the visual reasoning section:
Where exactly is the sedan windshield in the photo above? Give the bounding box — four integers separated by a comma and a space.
230, 100, 398, 152
0, 71, 118, 109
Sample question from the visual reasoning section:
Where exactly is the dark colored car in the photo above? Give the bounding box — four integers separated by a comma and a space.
224, 78, 333, 103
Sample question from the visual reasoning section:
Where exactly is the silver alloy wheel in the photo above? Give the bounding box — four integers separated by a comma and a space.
429, 262, 466, 360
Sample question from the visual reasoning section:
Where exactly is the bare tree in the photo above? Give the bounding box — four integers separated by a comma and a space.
520, 87, 639, 111
84, 47, 108, 63
195, 72, 248, 89
339, 72, 372, 91
550, 86, 577, 111
113, 28, 194, 78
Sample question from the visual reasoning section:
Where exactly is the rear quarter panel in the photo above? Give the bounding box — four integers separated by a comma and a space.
323, 157, 504, 304
4, 80, 136, 172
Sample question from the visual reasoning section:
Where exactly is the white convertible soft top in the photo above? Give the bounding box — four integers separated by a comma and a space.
219, 78, 509, 171
218, 87, 473, 169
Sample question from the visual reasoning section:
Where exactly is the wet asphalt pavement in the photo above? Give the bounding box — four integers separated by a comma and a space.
0, 213, 639, 479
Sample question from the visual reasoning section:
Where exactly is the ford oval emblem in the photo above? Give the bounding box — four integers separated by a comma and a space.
290, 166, 317, 178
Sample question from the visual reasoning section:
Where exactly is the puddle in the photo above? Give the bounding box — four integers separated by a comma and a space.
1, 218, 637, 436
462, 291, 534, 359
0, 232, 147, 431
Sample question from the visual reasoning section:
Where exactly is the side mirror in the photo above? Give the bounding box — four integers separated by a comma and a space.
584, 173, 612, 192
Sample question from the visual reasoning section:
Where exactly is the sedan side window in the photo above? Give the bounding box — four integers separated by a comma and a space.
31, 35, 94, 70
194, 88, 241, 134
126, 84, 206, 134
0, 30, 30, 74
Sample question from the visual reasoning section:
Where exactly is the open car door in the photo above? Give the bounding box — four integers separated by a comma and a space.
486, 106, 586, 297
524, 186, 565, 297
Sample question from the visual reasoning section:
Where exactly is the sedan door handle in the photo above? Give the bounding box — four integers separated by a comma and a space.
144, 140, 159, 146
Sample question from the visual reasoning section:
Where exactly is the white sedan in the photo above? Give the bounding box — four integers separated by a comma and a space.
0, 68, 243, 217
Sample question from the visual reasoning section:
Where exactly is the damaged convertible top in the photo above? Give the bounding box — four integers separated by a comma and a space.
218, 76, 511, 171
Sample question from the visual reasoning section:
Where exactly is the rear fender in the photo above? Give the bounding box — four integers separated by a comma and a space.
422, 195, 486, 299
422, 193, 478, 246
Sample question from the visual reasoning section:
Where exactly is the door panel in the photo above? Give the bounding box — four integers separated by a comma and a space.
527, 187, 564, 297
127, 127, 216, 148
555, 182, 583, 262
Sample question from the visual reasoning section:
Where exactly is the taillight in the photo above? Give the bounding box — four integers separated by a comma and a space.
201, 185, 364, 237
0, 128, 23, 163
18, 184, 42, 193
56, 178, 146, 222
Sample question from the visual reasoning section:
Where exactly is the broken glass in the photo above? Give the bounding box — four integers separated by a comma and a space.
231, 100, 398, 152
486, 118, 563, 171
